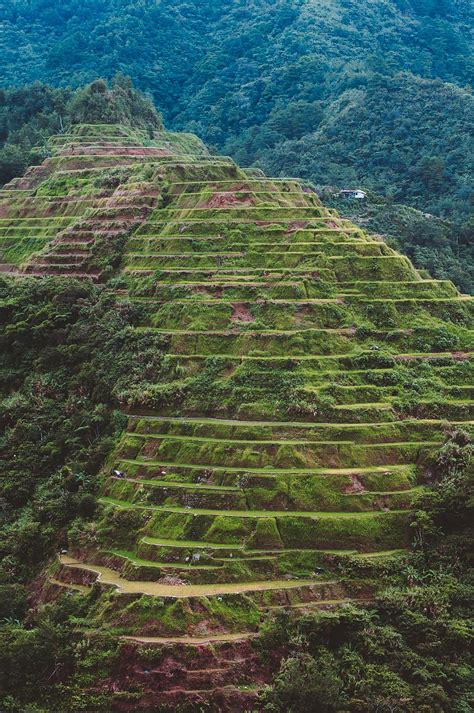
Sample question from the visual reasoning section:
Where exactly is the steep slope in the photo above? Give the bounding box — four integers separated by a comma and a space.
1, 0, 472, 101
0, 123, 205, 278
324, 191, 474, 294
2, 76, 472, 294
2, 123, 473, 709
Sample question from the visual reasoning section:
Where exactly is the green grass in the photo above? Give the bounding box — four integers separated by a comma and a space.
109, 549, 221, 569
119, 476, 240, 491
141, 536, 245, 549
99, 496, 410, 519
4, 121, 471, 620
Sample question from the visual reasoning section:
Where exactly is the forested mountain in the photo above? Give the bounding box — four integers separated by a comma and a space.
237, 74, 473, 221
0, 0, 472, 222
1, 0, 472, 98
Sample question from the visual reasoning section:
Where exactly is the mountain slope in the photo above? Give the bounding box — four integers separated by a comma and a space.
237, 73, 473, 221
1, 0, 472, 95
324, 191, 474, 294
1, 119, 473, 710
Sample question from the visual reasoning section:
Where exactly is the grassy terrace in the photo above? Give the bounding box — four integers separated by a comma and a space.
59, 555, 320, 597
115, 459, 417, 475
150, 351, 474, 361
123, 431, 442, 447
107, 146, 470, 593
139, 536, 397, 558
100, 496, 409, 518
5, 123, 472, 620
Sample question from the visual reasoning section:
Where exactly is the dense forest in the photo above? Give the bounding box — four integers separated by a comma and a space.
240, 73, 473, 220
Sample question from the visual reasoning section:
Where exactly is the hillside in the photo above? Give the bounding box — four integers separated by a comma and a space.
1, 76, 473, 294
324, 191, 474, 294
0, 0, 473, 221
0, 78, 162, 185
1, 118, 473, 711
239, 73, 473, 221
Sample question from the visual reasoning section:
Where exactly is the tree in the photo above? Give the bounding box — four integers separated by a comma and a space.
418, 155, 446, 189
262, 649, 344, 712
0, 144, 27, 184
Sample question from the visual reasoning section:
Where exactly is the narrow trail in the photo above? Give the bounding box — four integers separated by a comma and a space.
60, 555, 322, 597
120, 633, 258, 645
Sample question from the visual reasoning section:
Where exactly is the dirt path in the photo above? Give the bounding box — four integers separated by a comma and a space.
60, 555, 320, 597
120, 632, 258, 644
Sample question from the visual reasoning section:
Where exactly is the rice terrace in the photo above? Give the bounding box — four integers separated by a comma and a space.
0, 2, 473, 708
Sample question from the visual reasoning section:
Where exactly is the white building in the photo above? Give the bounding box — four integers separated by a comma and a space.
339, 189, 367, 200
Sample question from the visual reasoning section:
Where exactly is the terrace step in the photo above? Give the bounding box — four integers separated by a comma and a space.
47, 577, 91, 594
108, 549, 224, 572
34, 253, 87, 265
0, 263, 19, 273
99, 497, 410, 519
156, 351, 473, 365
23, 268, 101, 281
59, 555, 323, 597
24, 262, 95, 273
127, 414, 472, 429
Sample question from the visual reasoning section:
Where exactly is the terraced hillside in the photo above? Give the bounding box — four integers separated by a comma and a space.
0, 123, 207, 279
3, 123, 473, 709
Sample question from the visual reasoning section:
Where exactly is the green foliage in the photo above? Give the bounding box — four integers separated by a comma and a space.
324, 190, 474, 294
244, 73, 473, 223
0, 595, 118, 712
0, 82, 70, 185
0, 75, 161, 185
259, 432, 474, 712
68, 74, 162, 130
262, 649, 344, 712
0, 144, 28, 185
0, 277, 166, 582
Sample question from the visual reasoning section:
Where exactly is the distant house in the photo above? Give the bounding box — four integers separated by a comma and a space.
339, 189, 367, 200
